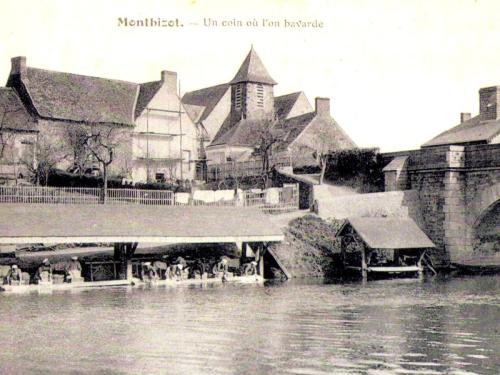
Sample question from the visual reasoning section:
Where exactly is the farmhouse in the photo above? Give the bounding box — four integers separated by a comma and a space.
3, 56, 198, 183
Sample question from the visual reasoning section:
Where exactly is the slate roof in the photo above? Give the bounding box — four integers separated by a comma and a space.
274, 92, 302, 119
182, 83, 229, 123
277, 113, 356, 151
343, 217, 435, 249
183, 103, 205, 124
0, 87, 37, 132
16, 68, 138, 126
382, 156, 408, 172
210, 110, 357, 152
422, 115, 500, 147
135, 80, 163, 118
229, 47, 277, 85
277, 112, 317, 149
210, 118, 266, 147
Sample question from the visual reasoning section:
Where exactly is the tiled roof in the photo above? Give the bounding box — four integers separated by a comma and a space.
20, 68, 138, 126
274, 92, 302, 119
422, 115, 500, 147
135, 80, 163, 118
0, 88, 37, 132
182, 83, 229, 123
229, 47, 277, 85
345, 217, 435, 249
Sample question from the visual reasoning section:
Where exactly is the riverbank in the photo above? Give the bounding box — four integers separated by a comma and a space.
269, 214, 343, 278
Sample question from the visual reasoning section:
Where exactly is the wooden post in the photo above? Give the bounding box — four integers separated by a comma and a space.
417, 250, 425, 279
361, 245, 368, 280
114, 243, 134, 280
256, 243, 265, 277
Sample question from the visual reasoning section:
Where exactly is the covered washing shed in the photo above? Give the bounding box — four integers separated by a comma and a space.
337, 217, 436, 279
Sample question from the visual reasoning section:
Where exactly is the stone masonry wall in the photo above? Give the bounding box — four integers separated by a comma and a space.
408, 170, 449, 266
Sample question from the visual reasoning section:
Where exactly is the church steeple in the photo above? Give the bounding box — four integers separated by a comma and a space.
229, 47, 276, 123
230, 46, 277, 85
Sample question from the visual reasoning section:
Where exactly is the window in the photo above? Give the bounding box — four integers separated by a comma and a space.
256, 84, 264, 108
234, 84, 243, 109
155, 173, 165, 182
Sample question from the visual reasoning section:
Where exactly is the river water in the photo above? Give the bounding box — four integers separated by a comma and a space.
0, 275, 498, 375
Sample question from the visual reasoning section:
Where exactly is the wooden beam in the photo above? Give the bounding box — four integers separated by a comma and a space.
266, 247, 292, 279
367, 266, 420, 272
0, 235, 285, 245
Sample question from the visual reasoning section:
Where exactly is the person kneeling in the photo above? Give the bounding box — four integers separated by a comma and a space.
35, 259, 52, 284
66, 256, 84, 283
6, 265, 22, 285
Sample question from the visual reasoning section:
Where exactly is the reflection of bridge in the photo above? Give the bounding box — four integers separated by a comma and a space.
383, 144, 500, 267
0, 204, 285, 279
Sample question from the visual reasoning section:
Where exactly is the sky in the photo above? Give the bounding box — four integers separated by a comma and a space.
1, 0, 500, 152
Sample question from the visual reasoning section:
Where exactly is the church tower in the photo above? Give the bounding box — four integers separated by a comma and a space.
229, 47, 277, 124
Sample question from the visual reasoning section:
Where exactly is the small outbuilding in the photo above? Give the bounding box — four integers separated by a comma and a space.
337, 217, 436, 279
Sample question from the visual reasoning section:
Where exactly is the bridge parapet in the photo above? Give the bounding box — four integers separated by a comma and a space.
406, 145, 465, 171
464, 144, 500, 169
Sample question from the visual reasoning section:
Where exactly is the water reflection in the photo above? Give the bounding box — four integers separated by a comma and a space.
0, 276, 498, 374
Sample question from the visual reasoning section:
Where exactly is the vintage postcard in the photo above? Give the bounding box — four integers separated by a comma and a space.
0, 1, 498, 374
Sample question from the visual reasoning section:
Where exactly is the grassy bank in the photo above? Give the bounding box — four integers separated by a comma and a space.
270, 215, 343, 278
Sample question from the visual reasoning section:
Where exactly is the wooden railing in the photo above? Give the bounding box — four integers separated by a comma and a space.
0, 184, 300, 213
207, 156, 292, 181
0, 186, 174, 205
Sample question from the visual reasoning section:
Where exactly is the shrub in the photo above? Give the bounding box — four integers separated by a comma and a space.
46, 169, 188, 192
324, 148, 385, 193
270, 215, 344, 278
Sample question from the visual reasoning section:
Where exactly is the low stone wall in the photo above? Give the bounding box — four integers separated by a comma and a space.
315, 188, 423, 224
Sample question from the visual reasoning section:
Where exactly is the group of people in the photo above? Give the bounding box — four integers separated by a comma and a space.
3, 256, 83, 286
140, 256, 189, 282
139, 255, 259, 282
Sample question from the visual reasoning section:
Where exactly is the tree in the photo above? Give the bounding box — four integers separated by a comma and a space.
81, 125, 126, 203
311, 125, 343, 185
65, 126, 92, 177
252, 118, 284, 186
20, 128, 69, 185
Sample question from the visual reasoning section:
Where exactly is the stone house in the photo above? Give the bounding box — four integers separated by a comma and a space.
182, 47, 356, 175
0, 87, 38, 183
4, 56, 199, 183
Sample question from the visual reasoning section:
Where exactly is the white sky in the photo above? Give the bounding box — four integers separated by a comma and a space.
1, 0, 500, 152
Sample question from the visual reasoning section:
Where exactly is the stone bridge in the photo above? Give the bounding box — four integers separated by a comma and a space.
383, 143, 500, 266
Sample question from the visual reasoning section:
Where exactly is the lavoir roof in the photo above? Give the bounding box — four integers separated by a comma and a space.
0, 205, 284, 244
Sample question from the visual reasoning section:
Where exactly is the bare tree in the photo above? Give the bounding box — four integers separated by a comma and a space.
82, 125, 126, 203
65, 126, 91, 177
20, 128, 69, 185
252, 118, 284, 185
313, 126, 341, 185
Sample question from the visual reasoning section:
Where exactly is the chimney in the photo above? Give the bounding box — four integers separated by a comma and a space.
460, 112, 471, 123
315, 97, 330, 118
479, 86, 500, 120
11, 56, 27, 77
161, 70, 177, 94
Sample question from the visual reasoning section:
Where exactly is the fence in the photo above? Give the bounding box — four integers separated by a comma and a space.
0, 186, 174, 205
207, 156, 292, 181
0, 184, 299, 213
241, 185, 299, 213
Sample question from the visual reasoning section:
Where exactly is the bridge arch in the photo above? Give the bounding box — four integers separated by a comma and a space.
470, 182, 500, 254
471, 182, 500, 226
